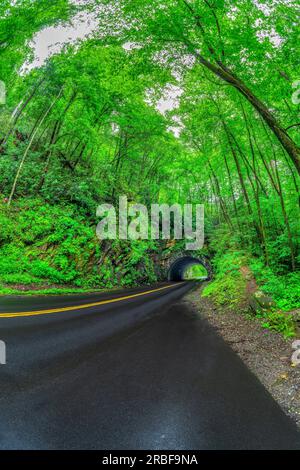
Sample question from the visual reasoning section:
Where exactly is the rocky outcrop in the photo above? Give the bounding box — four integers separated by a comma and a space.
249, 290, 276, 314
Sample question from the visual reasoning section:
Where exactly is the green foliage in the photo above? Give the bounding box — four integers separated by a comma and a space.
202, 248, 298, 338
261, 311, 295, 339
202, 273, 246, 307
202, 251, 247, 307
0, 198, 100, 286
184, 264, 208, 280
0, 199, 160, 289
250, 259, 300, 311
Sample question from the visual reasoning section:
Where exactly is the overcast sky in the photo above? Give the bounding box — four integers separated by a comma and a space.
25, 0, 282, 72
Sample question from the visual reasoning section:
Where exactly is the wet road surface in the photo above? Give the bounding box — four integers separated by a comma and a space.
0, 282, 299, 449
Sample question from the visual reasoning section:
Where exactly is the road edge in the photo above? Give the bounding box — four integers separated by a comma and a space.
184, 284, 300, 429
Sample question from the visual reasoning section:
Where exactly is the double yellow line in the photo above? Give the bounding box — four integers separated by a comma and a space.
0, 284, 177, 319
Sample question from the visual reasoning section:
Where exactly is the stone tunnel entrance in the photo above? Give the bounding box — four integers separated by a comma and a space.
167, 254, 212, 282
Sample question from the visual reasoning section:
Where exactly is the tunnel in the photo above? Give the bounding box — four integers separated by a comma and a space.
167, 256, 209, 282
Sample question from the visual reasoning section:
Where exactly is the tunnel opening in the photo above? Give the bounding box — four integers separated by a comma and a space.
167, 256, 209, 282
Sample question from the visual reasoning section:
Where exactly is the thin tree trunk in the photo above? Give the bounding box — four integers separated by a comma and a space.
207, 158, 233, 229
275, 161, 296, 271
241, 106, 270, 264
223, 124, 252, 215
223, 152, 241, 228
250, 121, 296, 270
181, 15, 300, 174
2, 76, 46, 147
8, 88, 63, 206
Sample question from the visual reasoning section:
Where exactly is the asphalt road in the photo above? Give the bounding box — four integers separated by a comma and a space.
0, 281, 299, 450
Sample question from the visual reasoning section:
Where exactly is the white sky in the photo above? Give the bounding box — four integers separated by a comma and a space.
22, 5, 100, 72
25, 0, 284, 70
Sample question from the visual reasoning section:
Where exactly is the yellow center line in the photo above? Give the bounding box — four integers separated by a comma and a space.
0, 284, 178, 318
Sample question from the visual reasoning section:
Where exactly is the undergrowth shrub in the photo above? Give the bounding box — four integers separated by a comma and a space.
202, 251, 247, 308
261, 311, 295, 339
0, 198, 160, 289
250, 259, 300, 311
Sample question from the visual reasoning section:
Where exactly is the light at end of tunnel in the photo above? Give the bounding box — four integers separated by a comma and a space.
183, 263, 208, 280
168, 257, 208, 282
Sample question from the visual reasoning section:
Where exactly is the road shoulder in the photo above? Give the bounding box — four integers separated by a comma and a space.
185, 285, 300, 428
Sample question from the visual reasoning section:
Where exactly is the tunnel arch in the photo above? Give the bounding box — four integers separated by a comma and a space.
166, 253, 212, 282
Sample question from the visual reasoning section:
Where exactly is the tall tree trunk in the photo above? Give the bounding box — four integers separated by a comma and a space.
223, 123, 252, 215
182, 16, 300, 175
207, 158, 233, 229
223, 152, 241, 230
241, 105, 270, 264
250, 119, 296, 270
275, 162, 296, 271
2, 76, 46, 147
8, 88, 63, 206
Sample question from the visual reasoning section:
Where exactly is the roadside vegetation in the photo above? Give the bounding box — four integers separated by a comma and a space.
202, 245, 299, 338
